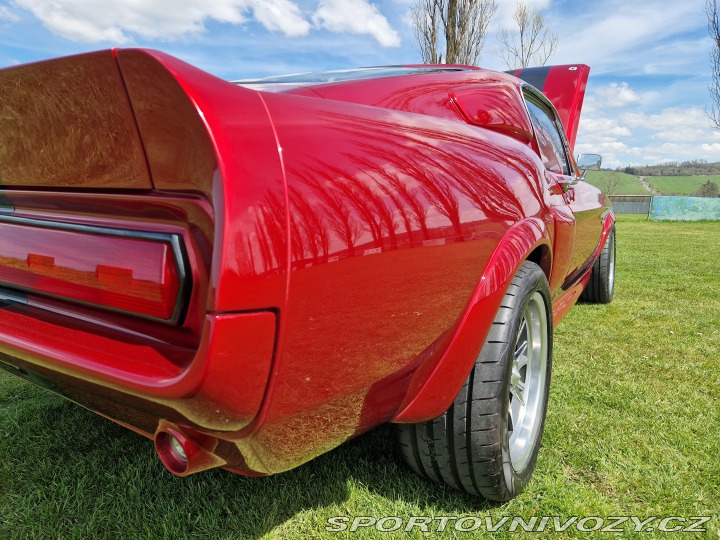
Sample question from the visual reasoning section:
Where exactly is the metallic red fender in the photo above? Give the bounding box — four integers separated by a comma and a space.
115, 49, 291, 313
394, 218, 552, 422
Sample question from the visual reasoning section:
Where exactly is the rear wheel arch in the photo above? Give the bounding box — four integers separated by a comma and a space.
393, 218, 554, 424
525, 244, 552, 282
396, 260, 553, 500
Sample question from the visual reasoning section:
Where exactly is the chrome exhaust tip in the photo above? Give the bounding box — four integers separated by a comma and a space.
154, 421, 223, 476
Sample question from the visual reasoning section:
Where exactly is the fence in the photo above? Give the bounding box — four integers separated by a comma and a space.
608, 195, 651, 215
649, 196, 720, 221
606, 195, 720, 220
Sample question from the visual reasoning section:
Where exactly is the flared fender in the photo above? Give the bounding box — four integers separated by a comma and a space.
393, 218, 551, 423
597, 211, 616, 258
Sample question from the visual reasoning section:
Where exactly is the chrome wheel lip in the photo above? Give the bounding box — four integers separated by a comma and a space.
508, 291, 549, 472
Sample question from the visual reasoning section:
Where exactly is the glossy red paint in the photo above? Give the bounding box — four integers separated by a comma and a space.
115, 50, 290, 314
245, 89, 548, 470
286, 68, 524, 125
0, 50, 151, 188
394, 218, 551, 422
450, 83, 534, 142
0, 49, 611, 478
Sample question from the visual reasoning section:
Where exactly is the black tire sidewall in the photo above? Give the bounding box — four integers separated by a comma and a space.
582, 225, 616, 304
497, 262, 553, 496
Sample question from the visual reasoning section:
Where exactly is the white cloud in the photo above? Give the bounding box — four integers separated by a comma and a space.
0, 5, 18, 21
549, 0, 704, 76
629, 141, 720, 165
577, 104, 720, 167
579, 117, 631, 141
313, 0, 401, 47
247, 0, 311, 36
494, 0, 551, 28
9, 0, 402, 47
594, 82, 640, 108
620, 107, 719, 143
13, 0, 312, 42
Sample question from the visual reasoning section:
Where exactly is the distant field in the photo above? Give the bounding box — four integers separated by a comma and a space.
584, 171, 647, 195
646, 175, 720, 195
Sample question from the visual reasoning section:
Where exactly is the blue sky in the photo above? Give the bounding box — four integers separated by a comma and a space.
0, 0, 717, 168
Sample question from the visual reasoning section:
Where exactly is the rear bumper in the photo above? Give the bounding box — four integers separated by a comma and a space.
0, 48, 290, 476
0, 307, 276, 474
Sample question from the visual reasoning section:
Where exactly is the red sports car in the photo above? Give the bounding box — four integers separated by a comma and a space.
0, 50, 614, 502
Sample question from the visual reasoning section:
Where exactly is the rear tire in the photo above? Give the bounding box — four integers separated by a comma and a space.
396, 261, 552, 501
580, 225, 616, 304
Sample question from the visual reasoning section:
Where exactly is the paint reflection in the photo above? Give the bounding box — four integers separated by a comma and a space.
248, 102, 547, 470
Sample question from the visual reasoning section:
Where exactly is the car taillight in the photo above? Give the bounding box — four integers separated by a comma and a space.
0, 218, 187, 322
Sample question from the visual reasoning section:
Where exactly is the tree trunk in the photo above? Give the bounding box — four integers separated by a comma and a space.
445, 0, 458, 63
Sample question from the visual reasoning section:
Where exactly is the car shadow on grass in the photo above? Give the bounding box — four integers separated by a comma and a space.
0, 381, 491, 539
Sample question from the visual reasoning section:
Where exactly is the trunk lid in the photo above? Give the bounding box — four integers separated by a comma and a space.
510, 64, 590, 150
0, 51, 152, 189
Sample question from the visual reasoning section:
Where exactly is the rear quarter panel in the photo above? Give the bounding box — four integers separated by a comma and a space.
246, 91, 555, 471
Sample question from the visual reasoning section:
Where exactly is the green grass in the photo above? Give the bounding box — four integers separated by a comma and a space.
584, 171, 648, 195
646, 175, 720, 195
1, 216, 719, 539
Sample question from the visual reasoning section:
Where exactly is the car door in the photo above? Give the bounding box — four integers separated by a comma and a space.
524, 90, 605, 288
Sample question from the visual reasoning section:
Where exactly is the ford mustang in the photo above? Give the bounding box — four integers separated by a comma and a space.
0, 50, 614, 502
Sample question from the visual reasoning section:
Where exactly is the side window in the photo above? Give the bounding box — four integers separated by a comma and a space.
525, 98, 570, 176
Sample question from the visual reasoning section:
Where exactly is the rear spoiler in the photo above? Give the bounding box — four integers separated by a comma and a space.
0, 49, 264, 195
508, 65, 590, 150
0, 49, 288, 313
0, 51, 152, 189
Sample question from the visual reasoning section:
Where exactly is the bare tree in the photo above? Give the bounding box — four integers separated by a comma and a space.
499, 1, 558, 69
411, 0, 498, 65
598, 174, 621, 196
707, 0, 720, 129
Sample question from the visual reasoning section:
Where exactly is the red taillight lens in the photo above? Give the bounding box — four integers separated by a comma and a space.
0, 219, 185, 322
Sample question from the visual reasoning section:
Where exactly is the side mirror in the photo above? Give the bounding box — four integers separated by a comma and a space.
577, 154, 602, 179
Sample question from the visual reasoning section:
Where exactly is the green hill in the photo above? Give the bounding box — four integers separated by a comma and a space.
645, 175, 720, 195
583, 171, 647, 195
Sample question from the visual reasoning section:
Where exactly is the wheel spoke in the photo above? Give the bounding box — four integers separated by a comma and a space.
510, 379, 526, 406
517, 318, 528, 343
514, 343, 529, 368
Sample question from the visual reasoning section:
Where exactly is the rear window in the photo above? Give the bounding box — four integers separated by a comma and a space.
234, 67, 466, 86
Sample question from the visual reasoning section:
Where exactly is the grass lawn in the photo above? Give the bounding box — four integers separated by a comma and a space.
1, 216, 718, 539
584, 171, 648, 195
646, 175, 720, 195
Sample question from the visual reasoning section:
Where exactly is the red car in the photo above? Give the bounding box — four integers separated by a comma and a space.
0, 50, 614, 502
